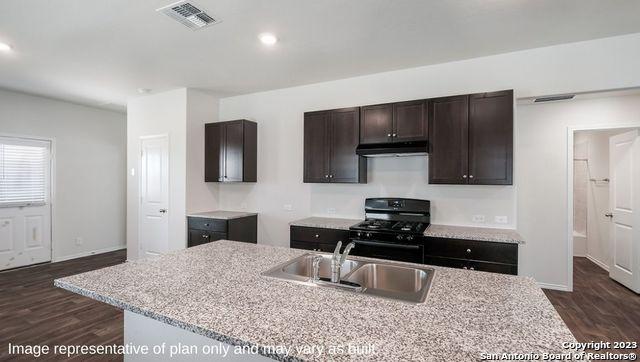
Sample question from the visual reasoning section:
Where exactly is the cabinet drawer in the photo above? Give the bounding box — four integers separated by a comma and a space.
290, 240, 317, 251
188, 230, 227, 247
290, 226, 349, 245
424, 237, 517, 265
424, 256, 517, 275
188, 217, 227, 232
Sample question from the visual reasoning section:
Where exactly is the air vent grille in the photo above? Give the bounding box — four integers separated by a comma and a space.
157, 1, 220, 30
534, 94, 575, 103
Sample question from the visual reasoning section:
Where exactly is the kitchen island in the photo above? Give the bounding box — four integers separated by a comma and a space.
55, 241, 576, 361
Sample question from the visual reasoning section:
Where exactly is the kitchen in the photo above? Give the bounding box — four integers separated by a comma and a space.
1, 1, 640, 361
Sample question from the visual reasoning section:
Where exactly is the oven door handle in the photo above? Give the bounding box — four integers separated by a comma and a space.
352, 240, 421, 250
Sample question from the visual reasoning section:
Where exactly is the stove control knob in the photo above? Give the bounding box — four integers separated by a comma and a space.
396, 234, 404, 241
365, 233, 372, 239
356, 231, 362, 238
406, 235, 414, 241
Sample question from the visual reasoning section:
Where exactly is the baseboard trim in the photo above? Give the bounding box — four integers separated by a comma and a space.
586, 255, 610, 272
53, 245, 126, 262
538, 282, 571, 292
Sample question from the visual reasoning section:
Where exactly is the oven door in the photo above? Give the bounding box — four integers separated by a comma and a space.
350, 239, 423, 264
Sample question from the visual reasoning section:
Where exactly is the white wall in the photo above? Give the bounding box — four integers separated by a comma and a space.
127, 89, 188, 260
186, 89, 219, 213
127, 88, 220, 260
218, 33, 640, 289
0, 88, 126, 260
518, 95, 640, 289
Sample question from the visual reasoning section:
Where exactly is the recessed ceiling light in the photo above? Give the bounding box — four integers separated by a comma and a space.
0, 42, 12, 52
259, 33, 277, 46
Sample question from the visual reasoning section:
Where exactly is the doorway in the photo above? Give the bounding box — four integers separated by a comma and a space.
138, 135, 170, 258
570, 127, 639, 292
0, 136, 52, 270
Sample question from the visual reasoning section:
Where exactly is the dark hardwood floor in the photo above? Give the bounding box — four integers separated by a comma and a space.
1, 252, 638, 360
0, 250, 126, 361
544, 257, 640, 353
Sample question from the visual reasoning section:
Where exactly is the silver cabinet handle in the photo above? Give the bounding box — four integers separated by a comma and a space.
469, 175, 474, 179
329, 175, 333, 178
463, 266, 468, 270
387, 133, 391, 137
159, 209, 167, 213
392, 133, 397, 137
466, 248, 471, 253
202, 234, 209, 239
325, 175, 329, 178
462, 175, 467, 179
315, 234, 319, 238
605, 213, 613, 218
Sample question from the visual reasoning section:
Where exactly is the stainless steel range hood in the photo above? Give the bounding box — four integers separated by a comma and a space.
356, 141, 428, 157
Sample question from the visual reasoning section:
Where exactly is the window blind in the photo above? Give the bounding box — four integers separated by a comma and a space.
0, 138, 50, 207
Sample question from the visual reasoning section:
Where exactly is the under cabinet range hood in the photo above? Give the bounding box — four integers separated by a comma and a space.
356, 141, 428, 157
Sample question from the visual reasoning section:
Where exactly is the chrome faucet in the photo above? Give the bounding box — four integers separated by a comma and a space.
330, 241, 356, 283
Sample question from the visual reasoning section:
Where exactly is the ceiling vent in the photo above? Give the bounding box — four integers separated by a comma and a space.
534, 94, 575, 103
156, 1, 220, 30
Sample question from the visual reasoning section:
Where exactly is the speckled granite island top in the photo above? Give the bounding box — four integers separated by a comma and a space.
55, 241, 572, 361
187, 210, 258, 220
289, 216, 362, 230
425, 224, 525, 244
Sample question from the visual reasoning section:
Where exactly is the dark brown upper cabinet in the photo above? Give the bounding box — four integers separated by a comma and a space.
360, 100, 427, 144
428, 90, 513, 185
303, 107, 366, 183
205, 119, 257, 182
428, 95, 469, 184
468, 91, 513, 185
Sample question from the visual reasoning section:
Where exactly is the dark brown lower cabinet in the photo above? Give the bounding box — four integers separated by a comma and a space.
187, 215, 257, 247
290, 226, 349, 252
423, 237, 518, 275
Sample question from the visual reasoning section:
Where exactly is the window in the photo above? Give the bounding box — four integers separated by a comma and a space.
0, 137, 50, 207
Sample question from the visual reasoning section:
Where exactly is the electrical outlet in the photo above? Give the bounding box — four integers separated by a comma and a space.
495, 216, 508, 224
472, 215, 485, 223
327, 208, 336, 214
75, 237, 83, 246
283, 204, 293, 211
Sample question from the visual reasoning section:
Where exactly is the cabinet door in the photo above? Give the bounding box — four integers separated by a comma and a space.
224, 121, 244, 182
329, 108, 362, 183
204, 123, 224, 182
303, 111, 330, 183
360, 104, 393, 144
393, 100, 427, 142
428, 95, 469, 184
468, 90, 513, 185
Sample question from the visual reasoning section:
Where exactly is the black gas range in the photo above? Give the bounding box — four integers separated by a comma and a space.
349, 198, 430, 264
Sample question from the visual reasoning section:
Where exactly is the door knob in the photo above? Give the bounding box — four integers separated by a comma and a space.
605, 213, 613, 218
159, 209, 168, 213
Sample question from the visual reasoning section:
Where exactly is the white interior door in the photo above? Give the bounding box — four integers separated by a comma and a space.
139, 135, 169, 258
0, 137, 52, 270
608, 130, 639, 292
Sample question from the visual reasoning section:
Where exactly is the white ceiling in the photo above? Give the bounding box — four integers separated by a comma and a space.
1, 0, 639, 112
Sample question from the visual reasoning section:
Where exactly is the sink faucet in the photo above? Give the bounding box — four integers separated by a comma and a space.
331, 241, 356, 283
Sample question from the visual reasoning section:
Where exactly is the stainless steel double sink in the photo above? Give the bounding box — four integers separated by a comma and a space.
262, 253, 435, 303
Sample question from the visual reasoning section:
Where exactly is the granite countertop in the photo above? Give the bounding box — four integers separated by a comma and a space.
289, 216, 362, 230
187, 210, 258, 220
424, 224, 525, 244
56, 241, 572, 361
